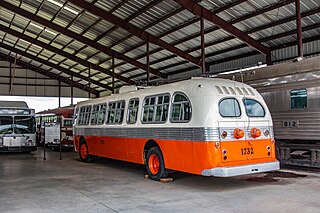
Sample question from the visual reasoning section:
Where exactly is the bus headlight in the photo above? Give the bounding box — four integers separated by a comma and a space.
263, 129, 270, 137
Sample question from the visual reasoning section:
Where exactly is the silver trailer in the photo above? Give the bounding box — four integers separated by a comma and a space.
221, 56, 320, 168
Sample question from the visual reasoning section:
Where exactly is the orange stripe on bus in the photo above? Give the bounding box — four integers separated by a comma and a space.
74, 136, 277, 175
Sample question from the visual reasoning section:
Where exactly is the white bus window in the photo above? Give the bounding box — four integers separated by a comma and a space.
290, 89, 307, 109
127, 98, 139, 124
97, 104, 107, 124
219, 98, 241, 117
142, 94, 170, 123
78, 106, 92, 125
91, 105, 99, 124
171, 93, 192, 123
142, 97, 154, 123
155, 95, 169, 122
106, 101, 125, 124
243, 99, 265, 117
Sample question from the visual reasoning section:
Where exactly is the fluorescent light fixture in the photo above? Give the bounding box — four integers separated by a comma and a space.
45, 29, 57, 36
30, 22, 43, 30
47, 0, 63, 7
64, 7, 79, 15
30, 22, 57, 36
47, 0, 79, 15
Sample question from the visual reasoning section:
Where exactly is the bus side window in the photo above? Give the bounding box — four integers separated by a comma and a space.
97, 104, 107, 124
170, 92, 192, 123
142, 94, 170, 123
91, 105, 99, 125
127, 98, 139, 124
78, 105, 92, 125
106, 101, 125, 124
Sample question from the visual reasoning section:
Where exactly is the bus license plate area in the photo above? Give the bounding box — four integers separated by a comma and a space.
241, 147, 254, 155
8, 146, 21, 151
3, 137, 24, 147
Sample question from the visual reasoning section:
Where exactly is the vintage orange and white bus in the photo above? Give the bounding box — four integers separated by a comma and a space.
73, 78, 279, 180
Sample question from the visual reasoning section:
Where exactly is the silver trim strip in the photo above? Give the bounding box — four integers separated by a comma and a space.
201, 161, 280, 177
74, 127, 220, 142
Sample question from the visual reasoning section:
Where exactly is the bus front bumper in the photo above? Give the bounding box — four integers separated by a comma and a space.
201, 161, 280, 177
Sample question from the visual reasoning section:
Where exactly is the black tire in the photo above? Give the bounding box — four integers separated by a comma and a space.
79, 140, 92, 163
146, 146, 168, 181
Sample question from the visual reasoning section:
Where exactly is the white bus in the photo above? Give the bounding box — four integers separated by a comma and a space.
73, 78, 279, 180
0, 101, 37, 152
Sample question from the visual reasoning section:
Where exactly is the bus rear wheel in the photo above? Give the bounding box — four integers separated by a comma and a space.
79, 140, 92, 163
146, 147, 168, 181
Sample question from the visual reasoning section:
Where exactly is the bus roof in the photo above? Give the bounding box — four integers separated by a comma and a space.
76, 78, 260, 107
0, 101, 28, 108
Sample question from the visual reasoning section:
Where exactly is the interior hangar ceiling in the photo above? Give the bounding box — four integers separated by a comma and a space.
0, 0, 319, 96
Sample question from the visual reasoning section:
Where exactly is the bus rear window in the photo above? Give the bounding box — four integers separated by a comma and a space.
219, 98, 241, 117
243, 99, 265, 117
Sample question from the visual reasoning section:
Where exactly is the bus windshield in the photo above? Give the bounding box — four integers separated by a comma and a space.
0, 116, 13, 134
1, 116, 36, 134
14, 116, 36, 134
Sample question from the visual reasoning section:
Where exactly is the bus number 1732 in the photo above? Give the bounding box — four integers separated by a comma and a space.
241, 148, 254, 155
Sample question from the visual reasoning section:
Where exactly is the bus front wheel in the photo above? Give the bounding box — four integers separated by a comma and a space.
79, 140, 92, 163
146, 147, 168, 181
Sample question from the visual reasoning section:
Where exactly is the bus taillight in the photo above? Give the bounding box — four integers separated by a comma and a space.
233, 128, 244, 139
250, 128, 261, 138
221, 130, 227, 139
263, 129, 270, 137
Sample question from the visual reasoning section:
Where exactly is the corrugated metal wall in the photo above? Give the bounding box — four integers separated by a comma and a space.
208, 40, 320, 73
0, 61, 89, 98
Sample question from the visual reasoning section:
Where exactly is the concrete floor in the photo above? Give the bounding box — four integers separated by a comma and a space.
0, 148, 319, 213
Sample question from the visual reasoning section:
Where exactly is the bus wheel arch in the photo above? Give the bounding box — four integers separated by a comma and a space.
79, 137, 92, 163
144, 140, 168, 181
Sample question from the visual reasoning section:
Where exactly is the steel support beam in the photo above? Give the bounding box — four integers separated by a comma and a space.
0, 1, 167, 79
0, 52, 99, 95
88, 66, 91, 99
67, 0, 202, 67
91, 0, 264, 79
0, 42, 110, 92
58, 80, 61, 108
200, 16, 205, 73
295, 0, 303, 57
100, 0, 292, 80
112, 55, 115, 94
146, 40, 150, 84
0, 24, 132, 85
71, 75, 74, 105
175, 0, 269, 55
